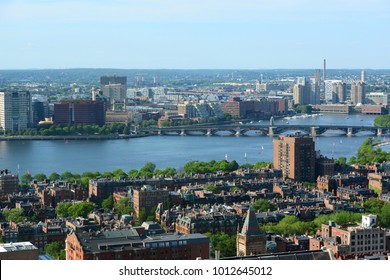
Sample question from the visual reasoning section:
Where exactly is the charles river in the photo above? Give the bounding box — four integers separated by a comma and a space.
1, 114, 389, 176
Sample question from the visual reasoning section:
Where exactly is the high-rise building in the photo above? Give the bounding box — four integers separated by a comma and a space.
0, 170, 19, 196
351, 82, 365, 104
273, 135, 315, 182
53, 101, 106, 126
0, 91, 32, 132
324, 80, 342, 103
32, 100, 45, 125
323, 59, 326, 82
236, 208, 266, 256
100, 76, 127, 103
332, 82, 347, 103
361, 69, 366, 83
293, 77, 311, 105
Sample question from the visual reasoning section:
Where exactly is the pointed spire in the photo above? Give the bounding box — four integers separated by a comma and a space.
241, 208, 263, 236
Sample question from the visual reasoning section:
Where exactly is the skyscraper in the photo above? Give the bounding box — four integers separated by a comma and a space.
0, 91, 32, 132
324, 80, 342, 103
273, 135, 315, 182
332, 82, 347, 103
323, 59, 326, 82
100, 76, 127, 103
351, 81, 365, 104
361, 69, 366, 83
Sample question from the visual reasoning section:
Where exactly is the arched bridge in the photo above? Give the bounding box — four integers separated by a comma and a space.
140, 124, 388, 137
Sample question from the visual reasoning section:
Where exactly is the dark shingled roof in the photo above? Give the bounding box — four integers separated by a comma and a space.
241, 208, 263, 236
223, 250, 333, 260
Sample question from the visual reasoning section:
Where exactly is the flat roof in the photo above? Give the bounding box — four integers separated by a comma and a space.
0, 242, 38, 253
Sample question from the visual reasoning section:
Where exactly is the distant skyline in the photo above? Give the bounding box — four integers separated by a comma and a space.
0, 0, 389, 70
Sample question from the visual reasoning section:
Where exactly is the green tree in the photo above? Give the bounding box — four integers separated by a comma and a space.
101, 171, 114, 178
204, 185, 220, 194
55, 202, 72, 218
138, 162, 156, 178
252, 199, 277, 212
313, 211, 362, 229
379, 203, 390, 228
44, 241, 66, 260
364, 198, 384, 215
128, 169, 139, 178
122, 125, 130, 135
20, 173, 33, 185
374, 115, 390, 127
138, 207, 148, 224
114, 198, 132, 215
229, 186, 242, 193
34, 173, 47, 182
79, 177, 90, 188
102, 195, 114, 211
239, 163, 254, 169
49, 172, 61, 181
2, 208, 26, 223
254, 161, 273, 169
112, 169, 128, 179
68, 202, 94, 218
61, 171, 74, 181
204, 232, 236, 258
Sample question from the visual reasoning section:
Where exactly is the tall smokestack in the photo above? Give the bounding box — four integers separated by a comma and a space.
323, 59, 326, 81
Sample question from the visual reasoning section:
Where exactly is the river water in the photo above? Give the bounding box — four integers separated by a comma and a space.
0, 114, 388, 176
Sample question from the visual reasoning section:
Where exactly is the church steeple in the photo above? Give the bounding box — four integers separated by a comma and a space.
236, 208, 266, 256
241, 208, 263, 236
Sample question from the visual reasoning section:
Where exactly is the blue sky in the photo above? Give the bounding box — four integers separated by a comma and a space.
0, 0, 389, 69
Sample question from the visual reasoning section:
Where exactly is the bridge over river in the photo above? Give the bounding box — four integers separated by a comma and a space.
140, 124, 388, 137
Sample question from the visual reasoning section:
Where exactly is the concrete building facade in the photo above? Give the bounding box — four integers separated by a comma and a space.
0, 91, 32, 132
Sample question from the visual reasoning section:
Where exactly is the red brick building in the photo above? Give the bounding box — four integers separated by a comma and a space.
53, 100, 106, 126
66, 228, 209, 260
273, 135, 315, 182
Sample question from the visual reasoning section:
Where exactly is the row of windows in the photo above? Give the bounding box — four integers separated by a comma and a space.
144, 240, 188, 248
351, 245, 384, 252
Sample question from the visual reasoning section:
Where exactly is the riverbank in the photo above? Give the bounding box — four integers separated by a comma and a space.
0, 134, 148, 141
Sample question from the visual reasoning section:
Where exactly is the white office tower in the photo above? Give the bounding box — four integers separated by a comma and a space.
324, 80, 342, 103
0, 91, 32, 132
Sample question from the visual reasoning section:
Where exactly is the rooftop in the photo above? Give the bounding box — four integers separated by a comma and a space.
0, 242, 38, 253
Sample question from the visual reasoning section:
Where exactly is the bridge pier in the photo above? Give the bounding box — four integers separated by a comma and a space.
206, 129, 212, 136
180, 129, 187, 136
347, 127, 354, 136
268, 127, 276, 137
235, 129, 242, 136
377, 128, 383, 136
310, 127, 319, 137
